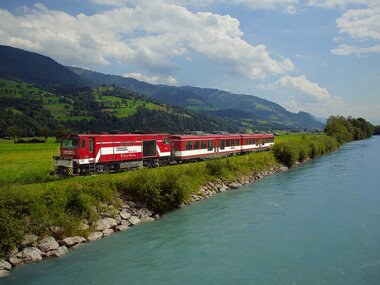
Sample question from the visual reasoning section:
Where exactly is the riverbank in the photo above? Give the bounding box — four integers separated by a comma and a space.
0, 134, 338, 278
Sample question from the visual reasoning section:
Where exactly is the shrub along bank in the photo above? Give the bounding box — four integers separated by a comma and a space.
0, 134, 341, 258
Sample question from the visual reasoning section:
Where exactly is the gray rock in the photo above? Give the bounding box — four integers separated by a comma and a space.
228, 182, 241, 189
102, 229, 114, 236
37, 237, 59, 252
0, 260, 12, 270
45, 246, 68, 258
0, 270, 10, 278
153, 214, 160, 220
20, 234, 38, 248
115, 215, 122, 225
119, 211, 131, 220
219, 187, 228, 192
115, 225, 129, 231
94, 218, 117, 231
9, 247, 43, 266
78, 222, 89, 231
136, 207, 152, 219
61, 236, 86, 248
87, 232, 103, 242
128, 216, 141, 226
141, 217, 155, 223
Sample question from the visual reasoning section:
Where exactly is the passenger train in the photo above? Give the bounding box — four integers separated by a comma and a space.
52, 132, 275, 176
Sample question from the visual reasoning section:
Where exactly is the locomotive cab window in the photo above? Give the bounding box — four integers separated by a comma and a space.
81, 139, 86, 149
62, 138, 79, 149
163, 137, 169, 144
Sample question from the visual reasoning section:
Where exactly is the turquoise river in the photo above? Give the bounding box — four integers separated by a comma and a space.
2, 137, 380, 284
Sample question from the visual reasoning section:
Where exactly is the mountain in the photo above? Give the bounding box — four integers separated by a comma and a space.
70, 67, 323, 130
0, 45, 85, 86
0, 45, 323, 131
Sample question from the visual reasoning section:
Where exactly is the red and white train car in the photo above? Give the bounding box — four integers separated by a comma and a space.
240, 133, 275, 153
53, 133, 171, 175
171, 134, 241, 161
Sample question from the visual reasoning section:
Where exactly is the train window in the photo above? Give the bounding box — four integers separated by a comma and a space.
201, 141, 207, 149
62, 138, 79, 149
89, 139, 93, 152
186, 142, 192, 150
208, 140, 213, 151
231, 139, 234, 146
194, 141, 200, 149
226, 140, 230, 147
220, 140, 225, 150
236, 139, 240, 146
81, 139, 86, 149
163, 137, 169, 144
256, 139, 259, 146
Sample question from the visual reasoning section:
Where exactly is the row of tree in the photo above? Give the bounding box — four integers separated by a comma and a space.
324, 116, 375, 143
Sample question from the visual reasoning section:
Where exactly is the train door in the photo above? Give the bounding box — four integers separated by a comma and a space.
88, 137, 95, 163
214, 139, 219, 154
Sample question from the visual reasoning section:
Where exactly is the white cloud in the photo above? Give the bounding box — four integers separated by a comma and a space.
307, 0, 375, 9
89, 0, 127, 7
275, 75, 331, 101
331, 43, 380, 55
0, 1, 294, 80
123, 72, 178, 85
260, 75, 345, 116
336, 6, 380, 40
283, 5, 298, 14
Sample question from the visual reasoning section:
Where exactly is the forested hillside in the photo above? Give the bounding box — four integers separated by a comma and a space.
0, 79, 240, 138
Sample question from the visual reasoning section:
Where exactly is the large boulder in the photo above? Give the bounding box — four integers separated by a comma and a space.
102, 229, 114, 237
228, 182, 241, 189
0, 260, 12, 270
37, 237, 59, 252
93, 218, 117, 231
136, 208, 152, 219
87, 232, 103, 242
0, 270, 10, 278
119, 211, 131, 220
20, 234, 38, 248
60, 236, 86, 248
115, 225, 129, 231
45, 246, 68, 258
128, 216, 141, 226
9, 247, 42, 266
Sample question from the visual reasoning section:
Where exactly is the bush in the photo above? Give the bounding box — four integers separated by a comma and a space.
0, 208, 23, 258
272, 142, 300, 167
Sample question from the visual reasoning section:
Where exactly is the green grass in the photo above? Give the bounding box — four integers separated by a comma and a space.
0, 138, 60, 186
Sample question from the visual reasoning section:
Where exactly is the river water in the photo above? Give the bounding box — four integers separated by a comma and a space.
2, 137, 380, 285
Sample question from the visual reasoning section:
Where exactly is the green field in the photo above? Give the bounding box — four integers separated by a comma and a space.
0, 138, 60, 186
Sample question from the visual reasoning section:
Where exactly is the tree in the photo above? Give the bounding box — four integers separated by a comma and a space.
6, 126, 22, 143
39, 127, 49, 142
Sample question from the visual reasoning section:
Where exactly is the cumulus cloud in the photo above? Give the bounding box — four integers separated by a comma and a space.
275, 75, 331, 101
323, 1, 380, 56
259, 75, 344, 115
123, 72, 178, 85
0, 1, 294, 81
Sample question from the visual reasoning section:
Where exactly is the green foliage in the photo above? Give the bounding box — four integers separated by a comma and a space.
0, 207, 23, 258
272, 135, 339, 167
324, 116, 373, 143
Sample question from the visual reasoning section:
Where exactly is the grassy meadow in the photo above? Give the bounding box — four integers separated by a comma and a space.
0, 133, 339, 257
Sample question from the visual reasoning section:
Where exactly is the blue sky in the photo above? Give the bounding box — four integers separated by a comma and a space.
0, 0, 379, 123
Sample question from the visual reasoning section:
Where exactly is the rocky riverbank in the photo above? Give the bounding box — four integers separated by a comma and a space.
0, 164, 288, 278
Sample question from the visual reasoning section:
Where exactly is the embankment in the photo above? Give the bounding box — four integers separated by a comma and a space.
0, 134, 339, 277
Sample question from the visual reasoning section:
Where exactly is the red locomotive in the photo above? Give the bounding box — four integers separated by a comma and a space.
53, 132, 274, 175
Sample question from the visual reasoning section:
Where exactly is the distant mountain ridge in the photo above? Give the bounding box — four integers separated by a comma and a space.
70, 67, 323, 130
0, 45, 323, 130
